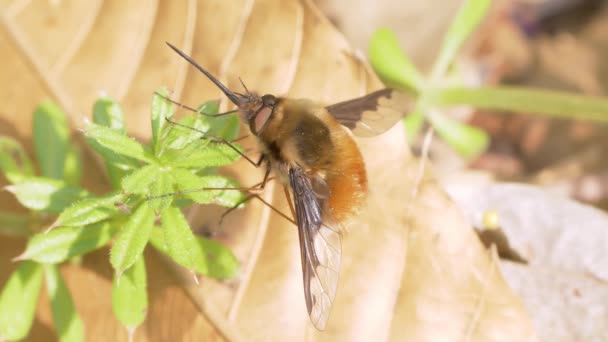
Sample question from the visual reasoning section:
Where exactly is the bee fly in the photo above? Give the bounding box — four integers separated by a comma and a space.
166, 42, 412, 330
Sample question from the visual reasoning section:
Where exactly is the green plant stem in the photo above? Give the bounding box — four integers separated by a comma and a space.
430, 86, 608, 122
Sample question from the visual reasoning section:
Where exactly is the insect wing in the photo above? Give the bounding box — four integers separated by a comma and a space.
325, 88, 413, 137
289, 167, 341, 331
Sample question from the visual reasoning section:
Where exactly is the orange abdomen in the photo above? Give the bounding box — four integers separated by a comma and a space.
323, 115, 368, 224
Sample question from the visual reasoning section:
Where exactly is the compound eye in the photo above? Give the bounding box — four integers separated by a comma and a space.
261, 94, 276, 107
253, 105, 273, 135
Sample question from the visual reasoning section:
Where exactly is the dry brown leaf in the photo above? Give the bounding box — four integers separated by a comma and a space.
449, 183, 608, 341
0, 0, 536, 340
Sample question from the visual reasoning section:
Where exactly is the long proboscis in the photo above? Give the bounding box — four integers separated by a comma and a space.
165, 42, 240, 106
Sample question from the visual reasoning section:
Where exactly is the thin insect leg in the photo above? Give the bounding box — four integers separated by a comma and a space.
217, 162, 273, 223
232, 135, 250, 143
283, 185, 296, 219
154, 91, 239, 117
255, 154, 265, 167
250, 175, 274, 190
154, 92, 199, 113
215, 162, 269, 218
219, 193, 297, 228
218, 173, 297, 228
146, 169, 276, 200
258, 160, 271, 188
147, 186, 257, 201
251, 194, 296, 225
219, 194, 254, 225
165, 117, 260, 167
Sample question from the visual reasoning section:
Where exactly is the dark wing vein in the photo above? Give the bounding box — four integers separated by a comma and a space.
289, 166, 341, 331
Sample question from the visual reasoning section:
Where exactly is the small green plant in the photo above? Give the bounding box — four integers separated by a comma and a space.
369, 0, 608, 158
0, 89, 243, 341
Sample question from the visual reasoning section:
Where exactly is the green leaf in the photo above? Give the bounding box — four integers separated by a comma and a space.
201, 102, 240, 141
18, 222, 118, 264
84, 121, 153, 163
369, 28, 425, 91
90, 96, 133, 188
427, 110, 489, 159
0, 136, 34, 183
0, 211, 30, 237
164, 139, 242, 169
121, 164, 159, 195
160, 101, 219, 151
171, 170, 245, 207
151, 88, 173, 156
93, 96, 126, 133
159, 207, 207, 273
148, 170, 174, 210
110, 202, 155, 274
197, 100, 219, 116
63, 144, 82, 186
86, 136, 137, 188
53, 192, 125, 228
0, 261, 43, 341
112, 256, 147, 329
149, 229, 238, 279
44, 265, 84, 342
33, 101, 70, 180
161, 114, 206, 151
431, 86, 608, 123
6, 177, 89, 213
199, 237, 239, 279
431, 0, 492, 79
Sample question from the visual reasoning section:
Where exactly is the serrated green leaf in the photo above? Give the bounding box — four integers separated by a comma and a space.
200, 101, 239, 141
86, 136, 137, 186
160, 101, 218, 152
121, 164, 159, 195
165, 139, 242, 169
162, 114, 203, 153
0, 211, 30, 237
161, 114, 207, 152
369, 28, 425, 91
199, 237, 239, 279
33, 101, 70, 180
112, 256, 147, 329
0, 261, 43, 341
148, 170, 174, 210
149, 228, 238, 279
431, 0, 492, 79
53, 192, 125, 228
427, 110, 489, 159
6, 177, 89, 213
86, 138, 138, 171
89, 97, 134, 189
110, 203, 155, 274
197, 100, 219, 116
0, 136, 34, 184
151, 88, 173, 156
171, 169, 244, 207
159, 207, 207, 273
44, 265, 84, 342
19, 222, 117, 263
63, 144, 82, 186
84, 121, 153, 163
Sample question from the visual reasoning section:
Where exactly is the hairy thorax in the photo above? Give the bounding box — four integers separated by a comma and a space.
255, 98, 368, 224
